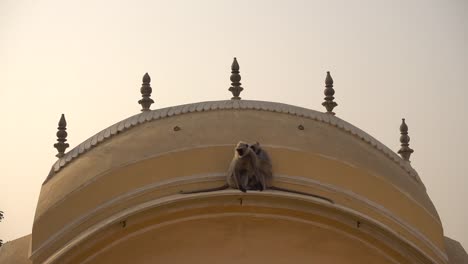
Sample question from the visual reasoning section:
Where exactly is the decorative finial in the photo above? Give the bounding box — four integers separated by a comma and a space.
54, 114, 69, 158
322, 71, 338, 115
138, 73, 154, 111
398, 118, 414, 162
228, 57, 243, 100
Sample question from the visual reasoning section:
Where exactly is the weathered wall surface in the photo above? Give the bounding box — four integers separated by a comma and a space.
80, 215, 397, 264
0, 235, 31, 264
30, 102, 447, 263
445, 237, 468, 264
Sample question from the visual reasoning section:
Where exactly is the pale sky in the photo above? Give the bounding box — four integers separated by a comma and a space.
1, 0, 467, 249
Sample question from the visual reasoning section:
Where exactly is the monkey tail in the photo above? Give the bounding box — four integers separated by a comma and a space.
269, 186, 334, 204
180, 184, 230, 194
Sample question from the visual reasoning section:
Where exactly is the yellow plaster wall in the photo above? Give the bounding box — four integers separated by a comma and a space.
33, 147, 443, 251
67, 214, 400, 264
88, 216, 398, 264
0, 235, 32, 264
32, 109, 445, 263
37, 110, 436, 219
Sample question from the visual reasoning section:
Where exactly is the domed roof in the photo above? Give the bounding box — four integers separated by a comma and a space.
45, 100, 421, 183
32, 100, 446, 264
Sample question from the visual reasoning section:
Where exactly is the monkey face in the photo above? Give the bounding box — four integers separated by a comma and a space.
250, 142, 261, 155
236, 142, 250, 157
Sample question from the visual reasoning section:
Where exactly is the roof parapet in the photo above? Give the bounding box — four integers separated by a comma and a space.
44, 100, 423, 187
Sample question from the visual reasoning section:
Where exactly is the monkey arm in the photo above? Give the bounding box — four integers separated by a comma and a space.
269, 186, 334, 204
179, 184, 230, 194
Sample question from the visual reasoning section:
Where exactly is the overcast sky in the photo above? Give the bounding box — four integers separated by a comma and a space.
1, 0, 467, 249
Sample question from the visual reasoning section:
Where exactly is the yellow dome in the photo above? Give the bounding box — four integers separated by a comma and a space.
31, 100, 446, 264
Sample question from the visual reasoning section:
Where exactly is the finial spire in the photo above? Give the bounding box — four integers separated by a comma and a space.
54, 114, 69, 158
228, 57, 243, 100
398, 118, 414, 162
322, 71, 338, 115
138, 73, 154, 111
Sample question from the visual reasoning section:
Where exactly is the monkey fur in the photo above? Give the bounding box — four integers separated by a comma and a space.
181, 141, 258, 194
248, 142, 272, 190
226, 141, 258, 192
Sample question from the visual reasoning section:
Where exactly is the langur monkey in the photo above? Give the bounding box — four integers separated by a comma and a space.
179, 142, 333, 204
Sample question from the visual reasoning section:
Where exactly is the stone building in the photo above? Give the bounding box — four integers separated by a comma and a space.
0, 59, 466, 263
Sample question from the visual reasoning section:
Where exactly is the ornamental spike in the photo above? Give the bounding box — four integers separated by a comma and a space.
54, 114, 69, 158
398, 118, 414, 162
138, 72, 154, 111
228, 57, 243, 100
322, 71, 338, 115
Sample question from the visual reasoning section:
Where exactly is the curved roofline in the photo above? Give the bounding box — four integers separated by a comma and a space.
44, 100, 423, 187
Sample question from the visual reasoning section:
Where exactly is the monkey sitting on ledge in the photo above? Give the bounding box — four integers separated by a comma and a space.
226, 141, 258, 192
180, 141, 333, 204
